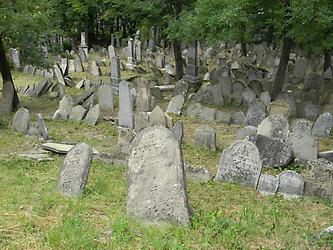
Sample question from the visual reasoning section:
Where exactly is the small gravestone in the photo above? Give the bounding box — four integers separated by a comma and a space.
304, 159, 333, 202
91, 60, 101, 77
288, 124, 317, 163
215, 140, 262, 188
12, 108, 30, 134
98, 85, 114, 111
278, 170, 304, 198
69, 105, 87, 121
242, 88, 256, 106
260, 91, 271, 106
255, 135, 292, 168
134, 112, 149, 132
54, 64, 66, 86
53, 95, 73, 120
171, 121, 183, 143
230, 111, 245, 125
31, 79, 52, 98
68, 59, 75, 73
198, 107, 216, 121
136, 85, 151, 112
111, 56, 121, 85
36, 114, 49, 140
244, 101, 267, 127
74, 58, 84, 72
127, 126, 190, 225
235, 126, 257, 140
257, 174, 279, 195
215, 111, 232, 124
149, 106, 166, 127
186, 102, 202, 118
26, 122, 43, 138
301, 101, 319, 121
195, 125, 216, 151
166, 94, 185, 115
58, 143, 93, 198
257, 115, 289, 139
312, 112, 332, 138
185, 163, 213, 183
85, 105, 100, 125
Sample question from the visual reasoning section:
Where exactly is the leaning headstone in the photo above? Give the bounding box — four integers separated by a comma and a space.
242, 88, 256, 106
36, 114, 49, 140
58, 143, 93, 198
60, 58, 68, 76
53, 95, 73, 120
215, 140, 262, 188
149, 106, 166, 127
215, 111, 232, 124
304, 159, 333, 202
12, 108, 30, 134
244, 101, 267, 127
31, 79, 52, 98
98, 84, 114, 112
91, 60, 101, 77
9, 48, 20, 69
84, 105, 100, 125
118, 81, 134, 129
171, 121, 183, 143
277, 170, 304, 198
195, 125, 216, 151
127, 126, 190, 225
69, 105, 87, 121
166, 94, 185, 115
257, 115, 289, 139
74, 57, 84, 72
53, 64, 66, 86
255, 135, 292, 168
312, 112, 332, 138
257, 174, 279, 195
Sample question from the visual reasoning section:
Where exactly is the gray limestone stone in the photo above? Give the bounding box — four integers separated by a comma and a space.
69, 105, 87, 121
36, 114, 49, 140
301, 102, 319, 121
171, 121, 183, 143
257, 115, 289, 139
84, 104, 100, 125
260, 91, 271, 106
118, 81, 134, 129
12, 108, 30, 134
236, 126, 257, 140
149, 106, 166, 127
257, 174, 279, 195
277, 170, 304, 198
186, 102, 202, 118
134, 111, 149, 132
215, 111, 232, 124
215, 140, 262, 188
198, 107, 216, 121
244, 101, 267, 127
166, 95, 185, 115
91, 60, 101, 77
195, 125, 216, 151
98, 84, 114, 111
242, 88, 256, 106
58, 143, 93, 198
230, 111, 245, 125
312, 112, 332, 138
127, 126, 190, 225
52, 95, 73, 120
255, 135, 292, 168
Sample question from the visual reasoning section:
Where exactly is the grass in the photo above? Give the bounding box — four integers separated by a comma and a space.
0, 57, 333, 249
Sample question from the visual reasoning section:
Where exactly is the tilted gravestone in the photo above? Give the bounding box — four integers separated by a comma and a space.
84, 104, 100, 125
69, 105, 88, 121
312, 112, 332, 138
58, 143, 93, 198
277, 170, 304, 198
257, 115, 289, 139
171, 121, 184, 143
52, 95, 73, 120
166, 94, 185, 115
244, 101, 267, 127
149, 106, 166, 127
215, 140, 262, 188
127, 126, 191, 225
12, 108, 30, 134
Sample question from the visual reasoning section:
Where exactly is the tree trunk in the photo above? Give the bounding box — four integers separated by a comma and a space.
0, 34, 20, 113
324, 51, 331, 72
241, 42, 247, 57
272, 36, 293, 99
174, 40, 183, 80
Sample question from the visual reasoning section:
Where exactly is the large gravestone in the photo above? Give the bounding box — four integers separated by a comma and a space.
12, 108, 30, 134
215, 140, 262, 188
257, 115, 289, 139
58, 143, 93, 198
84, 104, 100, 125
118, 81, 134, 129
127, 126, 191, 225
53, 95, 73, 120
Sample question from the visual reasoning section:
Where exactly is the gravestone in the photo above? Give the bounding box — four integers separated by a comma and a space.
215, 111, 232, 124
312, 112, 332, 138
9, 48, 20, 69
53, 64, 66, 86
127, 126, 190, 225
166, 95, 185, 115
84, 104, 100, 125
68, 59, 75, 73
79, 32, 88, 59
12, 108, 30, 134
149, 106, 166, 127
136, 85, 151, 112
198, 107, 216, 121
230, 111, 245, 125
134, 39, 142, 62
235, 126, 257, 140
53, 95, 73, 120
91, 60, 101, 77
111, 56, 121, 85
242, 88, 256, 105
98, 85, 114, 111
215, 140, 262, 188
118, 81, 134, 129
108, 45, 116, 59
36, 114, 49, 140
257, 115, 289, 139
278, 170, 304, 198
195, 125, 216, 151
257, 174, 279, 195
58, 143, 93, 198
255, 135, 292, 168
74, 57, 84, 72
60, 58, 68, 76
244, 101, 267, 127
134, 111, 149, 132
126, 38, 136, 70
69, 105, 87, 121
171, 121, 183, 143
183, 41, 200, 84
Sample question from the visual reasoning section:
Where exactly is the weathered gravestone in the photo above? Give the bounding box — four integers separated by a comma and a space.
53, 95, 73, 120
134, 111, 149, 132
58, 143, 93, 198
85, 105, 100, 125
277, 170, 304, 198
312, 112, 332, 138
194, 125, 216, 151
12, 108, 30, 134
98, 85, 114, 112
183, 41, 200, 84
69, 105, 88, 121
53, 64, 66, 86
215, 140, 263, 188
36, 114, 49, 140
257, 174, 279, 195
149, 106, 166, 127
166, 94, 185, 115
244, 101, 267, 127
257, 115, 289, 139
111, 56, 121, 85
91, 60, 101, 77
127, 126, 191, 225
171, 121, 184, 143
118, 81, 134, 129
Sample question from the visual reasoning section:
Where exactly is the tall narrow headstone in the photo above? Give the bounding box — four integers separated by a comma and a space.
148, 26, 156, 51
118, 81, 134, 129
111, 56, 121, 85
183, 41, 200, 84
127, 126, 190, 225
79, 32, 88, 60
134, 40, 142, 63
126, 38, 135, 70
9, 48, 20, 69
98, 84, 114, 111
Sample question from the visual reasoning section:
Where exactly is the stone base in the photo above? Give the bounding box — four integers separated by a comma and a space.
118, 111, 134, 129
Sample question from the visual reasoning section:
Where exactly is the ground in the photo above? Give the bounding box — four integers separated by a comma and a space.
0, 56, 333, 249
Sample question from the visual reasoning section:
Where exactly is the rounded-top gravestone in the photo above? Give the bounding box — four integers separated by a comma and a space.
12, 108, 30, 134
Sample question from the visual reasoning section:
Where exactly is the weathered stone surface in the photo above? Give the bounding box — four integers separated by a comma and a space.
290, 118, 313, 133
268, 101, 290, 118
58, 143, 93, 198
301, 101, 319, 121
304, 159, 333, 202
236, 126, 257, 140
215, 111, 232, 124
230, 111, 245, 125
277, 170, 304, 198
36, 114, 49, 140
31, 79, 52, 98
91, 60, 101, 77
257, 174, 279, 195
260, 91, 271, 106
149, 106, 166, 127
12, 108, 30, 134
84, 104, 100, 125
54, 64, 66, 86
134, 111, 149, 132
198, 107, 216, 121
195, 125, 216, 151
166, 95, 185, 115
242, 88, 256, 106
53, 95, 73, 120
288, 124, 317, 163
127, 126, 190, 225
257, 115, 289, 139
98, 84, 114, 112
136, 85, 151, 112
244, 101, 267, 127
185, 163, 213, 183
118, 81, 134, 129
312, 112, 332, 138
186, 102, 202, 118
69, 105, 87, 121
255, 135, 292, 168
171, 121, 183, 143
215, 140, 262, 188
173, 80, 189, 97
319, 151, 333, 162
42, 142, 99, 155
304, 72, 322, 91
26, 122, 43, 138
